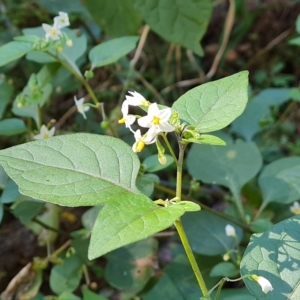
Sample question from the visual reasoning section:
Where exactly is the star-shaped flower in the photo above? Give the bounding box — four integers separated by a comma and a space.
252, 275, 273, 294
42, 23, 62, 41
138, 103, 175, 134
54, 12, 70, 29
34, 125, 55, 140
74, 96, 90, 119
118, 100, 136, 131
225, 224, 236, 237
132, 128, 157, 153
126, 91, 149, 107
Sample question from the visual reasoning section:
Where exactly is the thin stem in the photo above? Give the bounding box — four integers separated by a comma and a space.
174, 144, 210, 298
175, 219, 209, 298
154, 183, 252, 233
213, 278, 226, 300
160, 133, 178, 165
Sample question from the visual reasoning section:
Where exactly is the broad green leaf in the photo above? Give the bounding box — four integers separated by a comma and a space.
136, 173, 159, 197
0, 81, 13, 119
12, 200, 45, 224
58, 292, 81, 300
50, 255, 83, 295
145, 253, 221, 300
105, 238, 157, 293
1, 179, 22, 203
258, 157, 300, 209
215, 288, 255, 300
172, 71, 249, 133
143, 154, 174, 172
0, 118, 26, 136
89, 36, 139, 69
83, 0, 141, 37
182, 211, 243, 255
82, 287, 108, 300
89, 195, 185, 259
0, 134, 142, 206
0, 41, 32, 67
134, 0, 212, 56
187, 140, 262, 214
232, 88, 289, 141
210, 262, 239, 277
250, 219, 273, 233
81, 205, 103, 231
240, 215, 300, 300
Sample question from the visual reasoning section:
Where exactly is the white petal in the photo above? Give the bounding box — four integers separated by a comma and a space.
225, 224, 236, 237
158, 122, 175, 132
147, 103, 159, 117
158, 107, 172, 121
121, 100, 129, 115
42, 23, 52, 32
125, 115, 136, 127
40, 125, 48, 135
126, 91, 146, 106
256, 276, 273, 294
138, 115, 152, 128
48, 127, 55, 137
144, 127, 158, 144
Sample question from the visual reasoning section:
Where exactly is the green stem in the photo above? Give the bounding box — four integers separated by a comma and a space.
174, 143, 210, 298
160, 133, 178, 165
174, 219, 210, 298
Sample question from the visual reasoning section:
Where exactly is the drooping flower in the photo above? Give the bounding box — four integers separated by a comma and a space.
290, 202, 300, 215
132, 128, 156, 153
251, 275, 273, 294
54, 12, 70, 29
34, 125, 55, 140
138, 103, 175, 133
118, 100, 136, 131
126, 91, 150, 107
42, 23, 62, 41
74, 96, 90, 119
225, 224, 236, 237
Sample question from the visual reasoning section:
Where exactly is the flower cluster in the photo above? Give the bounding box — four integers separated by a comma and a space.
42, 12, 70, 42
119, 91, 175, 152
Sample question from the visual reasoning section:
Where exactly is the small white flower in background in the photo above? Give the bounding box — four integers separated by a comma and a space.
42, 23, 62, 41
132, 128, 156, 153
252, 275, 273, 294
290, 202, 300, 215
225, 224, 236, 237
138, 103, 175, 134
74, 96, 90, 119
54, 11, 70, 29
34, 125, 55, 140
126, 91, 149, 107
118, 100, 136, 131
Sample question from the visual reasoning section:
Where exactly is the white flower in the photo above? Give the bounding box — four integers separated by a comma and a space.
132, 128, 156, 153
54, 12, 70, 29
290, 202, 300, 215
34, 125, 55, 140
225, 224, 236, 237
126, 91, 149, 106
118, 100, 136, 131
74, 96, 90, 119
138, 103, 175, 133
42, 23, 62, 41
253, 275, 273, 294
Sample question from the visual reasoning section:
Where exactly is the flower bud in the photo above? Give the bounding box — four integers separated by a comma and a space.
158, 153, 167, 165
84, 70, 94, 79
66, 39, 73, 47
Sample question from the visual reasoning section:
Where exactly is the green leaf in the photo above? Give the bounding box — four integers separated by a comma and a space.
81, 205, 103, 231
249, 219, 273, 233
0, 134, 141, 206
289, 36, 300, 46
83, 0, 141, 37
258, 157, 300, 208
187, 140, 262, 213
1, 179, 22, 203
12, 200, 45, 224
296, 14, 300, 34
232, 88, 289, 141
240, 215, 300, 300
136, 173, 159, 197
210, 262, 239, 277
89, 195, 185, 259
58, 291, 81, 300
0, 81, 13, 119
0, 41, 32, 67
0, 118, 26, 136
82, 287, 108, 300
182, 211, 243, 255
143, 154, 174, 172
185, 134, 226, 146
134, 0, 212, 56
105, 238, 157, 293
89, 36, 139, 69
172, 71, 249, 133
50, 255, 83, 295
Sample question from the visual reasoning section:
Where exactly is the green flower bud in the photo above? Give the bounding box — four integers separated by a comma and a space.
84, 70, 94, 79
